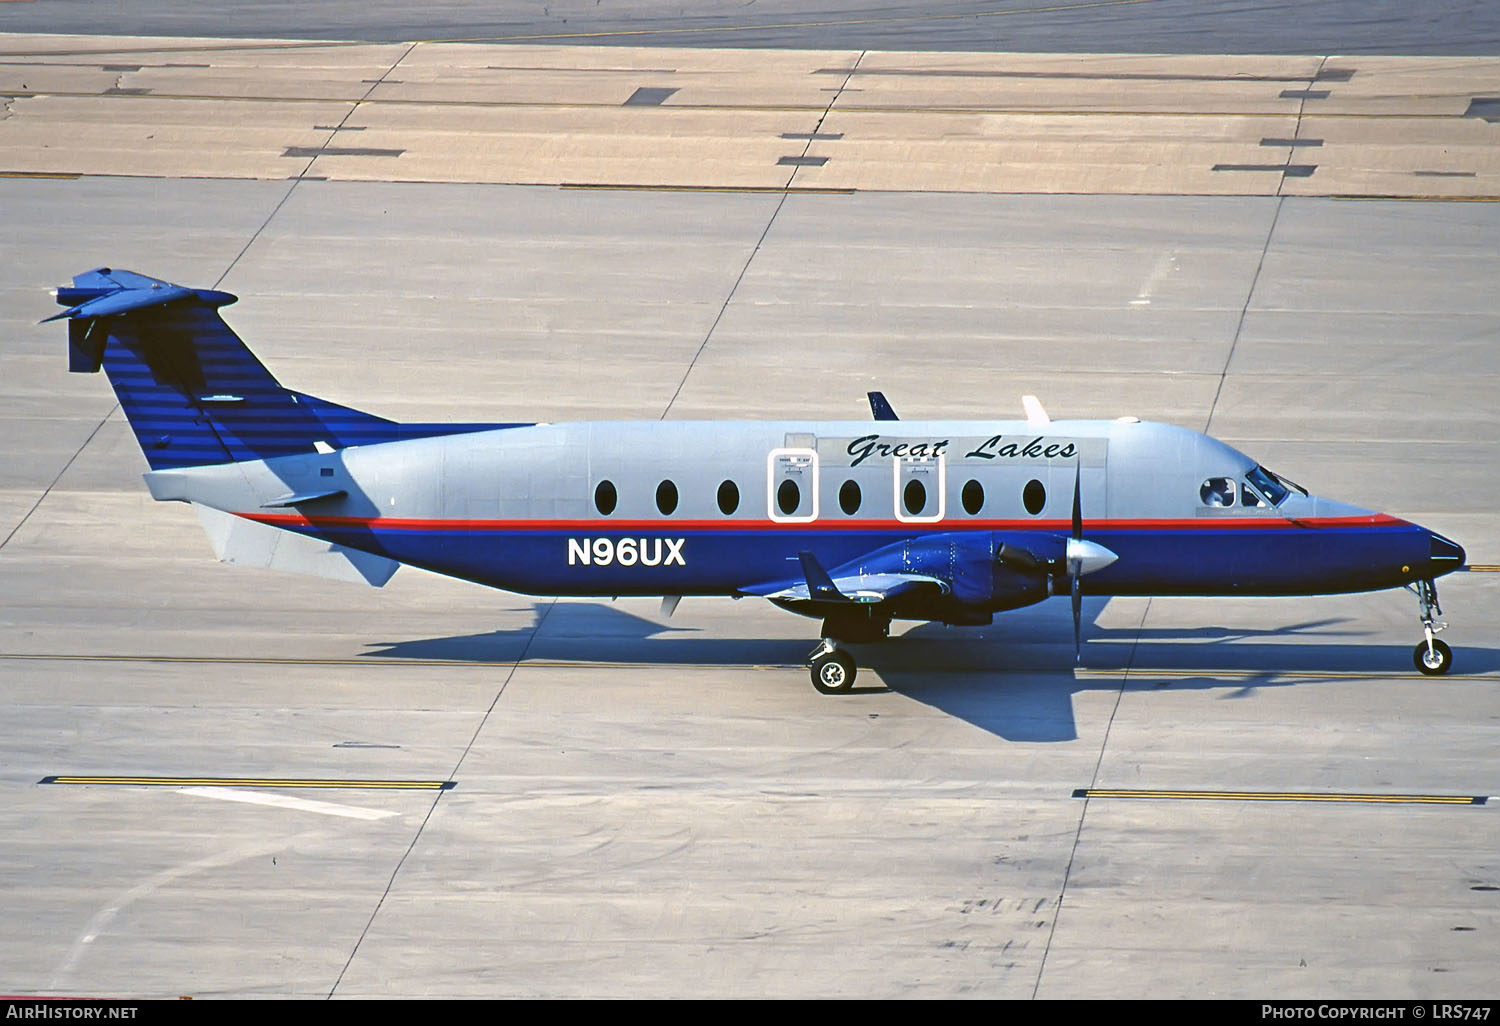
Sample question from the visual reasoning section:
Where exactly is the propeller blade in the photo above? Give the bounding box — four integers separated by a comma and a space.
1072, 573, 1082, 664
1071, 462, 1082, 543
1071, 461, 1083, 663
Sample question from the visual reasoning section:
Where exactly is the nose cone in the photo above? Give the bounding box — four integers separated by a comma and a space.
1428, 532, 1466, 576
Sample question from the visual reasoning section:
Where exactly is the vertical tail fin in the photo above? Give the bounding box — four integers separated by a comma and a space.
49, 268, 329, 469
49, 268, 518, 469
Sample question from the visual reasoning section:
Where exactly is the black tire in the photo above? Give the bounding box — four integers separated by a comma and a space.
1413, 639, 1453, 676
811, 650, 857, 694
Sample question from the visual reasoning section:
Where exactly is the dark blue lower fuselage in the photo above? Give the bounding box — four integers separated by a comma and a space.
251, 513, 1457, 609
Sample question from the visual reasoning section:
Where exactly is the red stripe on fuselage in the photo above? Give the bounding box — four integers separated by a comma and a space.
239, 513, 1411, 532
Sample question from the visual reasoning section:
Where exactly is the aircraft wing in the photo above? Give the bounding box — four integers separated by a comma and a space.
747, 571, 949, 605
740, 535, 1063, 635
741, 550, 949, 607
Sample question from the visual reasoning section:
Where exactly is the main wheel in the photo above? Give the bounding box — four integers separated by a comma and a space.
1413, 638, 1453, 675
811, 650, 857, 694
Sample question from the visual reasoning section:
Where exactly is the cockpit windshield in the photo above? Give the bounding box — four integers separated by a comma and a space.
1269, 466, 1307, 497
1245, 465, 1302, 506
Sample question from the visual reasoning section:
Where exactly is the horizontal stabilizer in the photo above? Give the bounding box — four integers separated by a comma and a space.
194, 504, 398, 587
46, 280, 235, 323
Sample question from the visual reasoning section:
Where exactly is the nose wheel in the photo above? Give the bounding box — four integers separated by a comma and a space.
809, 639, 857, 694
1414, 638, 1453, 675
1408, 578, 1453, 676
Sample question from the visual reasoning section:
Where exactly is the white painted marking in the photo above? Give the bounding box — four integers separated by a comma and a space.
1132, 251, 1178, 306
176, 786, 397, 820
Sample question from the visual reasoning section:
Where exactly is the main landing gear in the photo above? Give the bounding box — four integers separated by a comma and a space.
1409, 578, 1453, 675
806, 610, 889, 693
808, 638, 857, 694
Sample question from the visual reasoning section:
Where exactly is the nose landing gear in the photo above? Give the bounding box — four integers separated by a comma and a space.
1409, 578, 1453, 675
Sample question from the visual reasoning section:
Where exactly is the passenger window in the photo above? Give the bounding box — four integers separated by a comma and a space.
1023, 479, 1046, 516
717, 480, 739, 515
1200, 478, 1235, 507
903, 479, 927, 516
767, 448, 817, 522
838, 479, 861, 516
594, 480, 617, 516
777, 479, 800, 516
961, 479, 984, 515
656, 480, 678, 515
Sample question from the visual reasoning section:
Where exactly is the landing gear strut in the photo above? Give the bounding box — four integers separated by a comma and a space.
1409, 578, 1453, 675
808, 638, 857, 694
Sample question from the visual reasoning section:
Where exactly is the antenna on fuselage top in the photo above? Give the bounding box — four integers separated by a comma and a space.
1022, 395, 1051, 426
867, 392, 899, 421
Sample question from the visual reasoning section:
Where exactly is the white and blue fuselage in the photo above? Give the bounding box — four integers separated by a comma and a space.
145, 417, 1458, 606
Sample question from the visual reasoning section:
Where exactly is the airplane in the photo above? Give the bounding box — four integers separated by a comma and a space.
44, 268, 1467, 692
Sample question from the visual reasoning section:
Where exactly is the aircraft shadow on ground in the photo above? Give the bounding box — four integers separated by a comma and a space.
363, 602, 1498, 743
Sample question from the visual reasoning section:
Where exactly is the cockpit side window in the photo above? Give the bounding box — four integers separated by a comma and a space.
1245, 465, 1290, 505
1200, 477, 1235, 507
1240, 481, 1269, 507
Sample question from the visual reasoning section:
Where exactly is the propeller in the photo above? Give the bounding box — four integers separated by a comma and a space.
1000, 461, 1117, 665
1063, 463, 1119, 664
